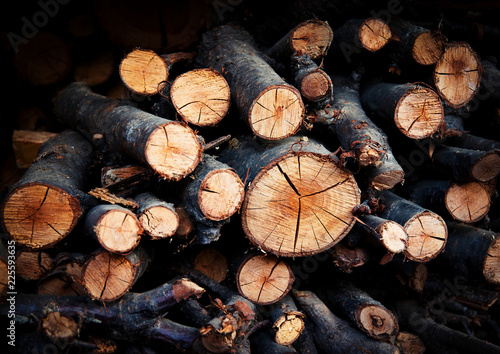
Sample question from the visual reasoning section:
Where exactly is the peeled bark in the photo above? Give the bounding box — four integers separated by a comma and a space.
219, 136, 360, 257
361, 81, 445, 139
1, 130, 94, 249
55, 82, 202, 181
196, 24, 305, 140
379, 191, 448, 262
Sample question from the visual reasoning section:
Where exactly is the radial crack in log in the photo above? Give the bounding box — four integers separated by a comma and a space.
119, 49, 168, 95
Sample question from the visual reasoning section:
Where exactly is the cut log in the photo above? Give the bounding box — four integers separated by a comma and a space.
395, 332, 426, 354
291, 53, 333, 106
84, 204, 143, 254
251, 330, 297, 354
197, 25, 305, 140
406, 179, 491, 223
441, 222, 499, 284
396, 299, 500, 353
119, 49, 168, 95
266, 19, 333, 62
293, 290, 400, 353
15, 251, 54, 281
41, 312, 79, 345
13, 32, 71, 86
318, 281, 399, 340
0, 241, 9, 301
1, 130, 94, 249
329, 18, 392, 66
360, 81, 445, 139
328, 75, 395, 167
82, 247, 149, 302
37, 254, 87, 296
389, 17, 447, 66
12, 130, 58, 169
55, 82, 202, 181
219, 136, 360, 257
292, 318, 319, 354
355, 214, 408, 254
432, 145, 500, 182
193, 248, 228, 283
135, 192, 179, 240
364, 148, 405, 191
330, 242, 370, 273
174, 206, 195, 239
101, 164, 150, 197
236, 253, 294, 305
183, 154, 245, 244
268, 294, 305, 346
379, 191, 448, 262
170, 68, 231, 127
433, 42, 482, 108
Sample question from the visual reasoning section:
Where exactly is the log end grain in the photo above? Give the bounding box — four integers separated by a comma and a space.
193, 248, 228, 283
199, 169, 245, 221
377, 221, 408, 254
41, 312, 79, 344
171, 68, 231, 127
15, 251, 54, 281
38, 260, 86, 296
369, 168, 405, 191
1, 183, 82, 249
12, 130, 58, 169
145, 122, 202, 181
394, 86, 444, 139
0, 257, 7, 300
483, 237, 500, 284
119, 49, 168, 95
396, 332, 426, 354
273, 311, 305, 346
139, 205, 179, 240
445, 182, 491, 223
291, 20, 333, 60
471, 151, 500, 182
356, 304, 399, 340
91, 206, 142, 254
404, 211, 448, 262
236, 254, 294, 305
433, 42, 482, 108
249, 85, 304, 140
412, 31, 447, 65
300, 70, 332, 101
82, 250, 138, 302
358, 18, 392, 52
174, 206, 194, 239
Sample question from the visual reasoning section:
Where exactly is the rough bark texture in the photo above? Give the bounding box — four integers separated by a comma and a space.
55, 82, 202, 181
196, 24, 305, 140
329, 75, 395, 167
84, 204, 143, 254
251, 330, 297, 354
219, 136, 360, 257
318, 281, 399, 340
379, 191, 448, 262
432, 145, 500, 182
360, 81, 445, 139
293, 290, 400, 353
291, 53, 333, 107
442, 222, 500, 284
1, 130, 94, 249
364, 148, 405, 191
355, 214, 408, 254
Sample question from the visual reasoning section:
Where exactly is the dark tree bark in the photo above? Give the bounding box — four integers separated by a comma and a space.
1, 130, 95, 250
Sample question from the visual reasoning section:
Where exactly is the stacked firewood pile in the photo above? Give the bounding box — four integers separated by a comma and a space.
1, 1, 500, 353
